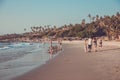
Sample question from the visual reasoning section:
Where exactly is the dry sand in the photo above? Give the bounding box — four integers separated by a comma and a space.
12, 40, 120, 80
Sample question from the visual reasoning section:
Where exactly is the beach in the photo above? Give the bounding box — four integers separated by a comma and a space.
0, 1, 120, 80
11, 40, 120, 80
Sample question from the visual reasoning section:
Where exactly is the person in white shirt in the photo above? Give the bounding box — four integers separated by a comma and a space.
88, 37, 92, 52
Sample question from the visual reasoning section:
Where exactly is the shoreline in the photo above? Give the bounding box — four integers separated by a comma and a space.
0, 42, 51, 80
11, 40, 120, 80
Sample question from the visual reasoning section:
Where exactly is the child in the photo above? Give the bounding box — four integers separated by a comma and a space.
93, 37, 97, 52
99, 39, 102, 48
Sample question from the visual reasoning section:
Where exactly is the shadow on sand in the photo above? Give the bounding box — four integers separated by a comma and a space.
98, 48, 120, 53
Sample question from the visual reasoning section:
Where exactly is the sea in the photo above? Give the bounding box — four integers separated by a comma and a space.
0, 42, 59, 80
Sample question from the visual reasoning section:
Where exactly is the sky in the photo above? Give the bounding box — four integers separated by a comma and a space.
0, 0, 120, 34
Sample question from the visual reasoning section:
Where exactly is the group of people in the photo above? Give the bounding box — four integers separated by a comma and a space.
84, 37, 102, 53
48, 39, 62, 58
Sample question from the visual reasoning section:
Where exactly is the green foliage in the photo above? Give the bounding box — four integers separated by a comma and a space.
30, 12, 120, 39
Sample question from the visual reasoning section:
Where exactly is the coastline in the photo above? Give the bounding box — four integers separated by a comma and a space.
11, 40, 120, 80
0, 42, 51, 80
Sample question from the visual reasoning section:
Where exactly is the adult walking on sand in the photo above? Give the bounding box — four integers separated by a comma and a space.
58, 39, 62, 51
99, 38, 102, 48
93, 37, 97, 52
49, 45, 53, 58
49, 39, 53, 58
88, 37, 92, 52
84, 38, 88, 53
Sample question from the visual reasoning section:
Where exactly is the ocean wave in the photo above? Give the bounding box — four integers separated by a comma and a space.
0, 46, 10, 50
0, 42, 32, 50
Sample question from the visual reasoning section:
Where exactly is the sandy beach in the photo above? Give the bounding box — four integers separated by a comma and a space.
12, 40, 120, 80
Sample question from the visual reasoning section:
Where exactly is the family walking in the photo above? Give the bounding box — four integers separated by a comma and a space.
84, 37, 102, 53
48, 39, 62, 58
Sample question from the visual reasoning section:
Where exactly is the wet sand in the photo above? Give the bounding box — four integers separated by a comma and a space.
12, 41, 120, 80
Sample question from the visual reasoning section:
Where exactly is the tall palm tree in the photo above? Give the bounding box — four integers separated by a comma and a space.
116, 12, 120, 17
41, 26, 43, 32
47, 25, 51, 31
31, 27, 35, 33
53, 26, 57, 31
38, 26, 42, 33
96, 15, 99, 21
81, 19, 86, 27
88, 14, 92, 23
92, 17, 95, 22
24, 28, 26, 32
36, 26, 39, 33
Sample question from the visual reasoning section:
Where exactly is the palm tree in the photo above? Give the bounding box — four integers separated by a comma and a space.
53, 26, 57, 31
38, 26, 42, 33
33, 27, 35, 32
88, 14, 92, 23
36, 26, 39, 33
47, 25, 51, 31
81, 19, 86, 27
92, 17, 95, 22
96, 15, 99, 21
116, 12, 120, 17
24, 28, 26, 32
31, 27, 35, 33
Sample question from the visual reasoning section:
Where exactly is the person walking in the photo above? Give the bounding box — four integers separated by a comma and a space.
93, 37, 97, 52
99, 38, 102, 48
88, 37, 92, 52
84, 38, 88, 53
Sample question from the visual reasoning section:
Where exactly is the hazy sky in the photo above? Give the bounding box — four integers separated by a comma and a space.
0, 0, 120, 34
